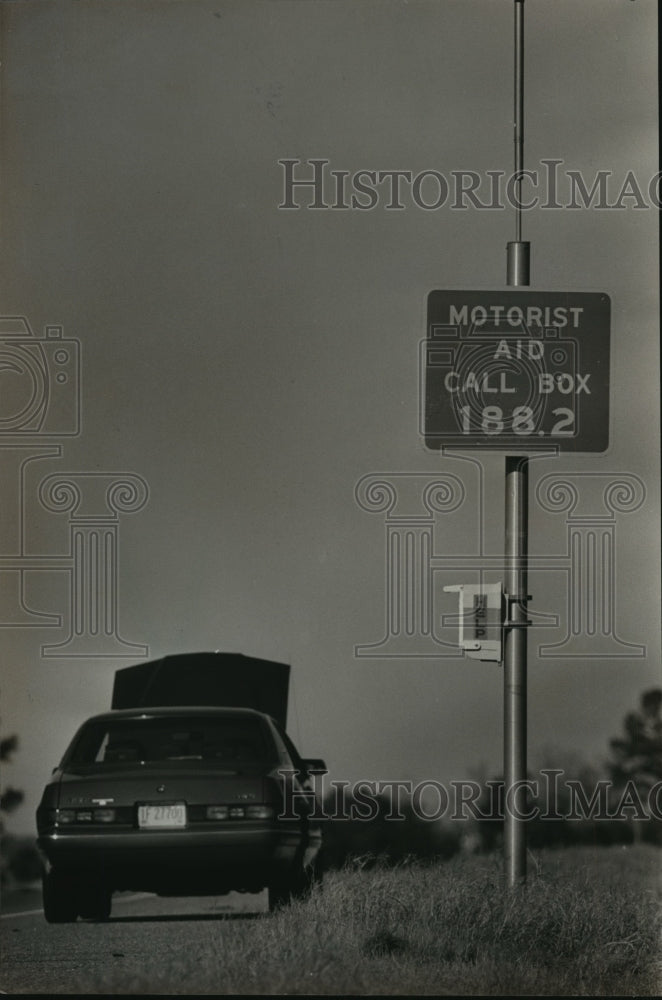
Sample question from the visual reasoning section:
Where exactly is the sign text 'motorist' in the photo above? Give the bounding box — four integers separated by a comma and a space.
448, 304, 584, 329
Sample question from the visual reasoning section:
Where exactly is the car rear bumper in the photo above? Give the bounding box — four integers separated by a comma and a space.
37, 822, 319, 892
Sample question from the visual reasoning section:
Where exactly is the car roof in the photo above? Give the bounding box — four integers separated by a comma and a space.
79, 706, 274, 724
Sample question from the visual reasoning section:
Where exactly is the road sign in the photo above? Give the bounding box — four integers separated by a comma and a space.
423, 290, 610, 452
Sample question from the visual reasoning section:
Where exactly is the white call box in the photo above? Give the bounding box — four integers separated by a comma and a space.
443, 583, 504, 662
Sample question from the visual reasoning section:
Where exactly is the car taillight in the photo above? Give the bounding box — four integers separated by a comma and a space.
54, 808, 117, 824
93, 808, 116, 823
206, 806, 229, 820
204, 805, 274, 820
246, 805, 274, 819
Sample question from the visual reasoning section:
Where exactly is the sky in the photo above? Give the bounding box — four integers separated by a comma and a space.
0, 0, 659, 835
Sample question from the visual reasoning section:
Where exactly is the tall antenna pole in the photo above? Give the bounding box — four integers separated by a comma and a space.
507, 0, 530, 287
504, 0, 529, 888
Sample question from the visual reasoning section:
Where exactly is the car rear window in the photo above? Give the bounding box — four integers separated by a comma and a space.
67, 716, 272, 766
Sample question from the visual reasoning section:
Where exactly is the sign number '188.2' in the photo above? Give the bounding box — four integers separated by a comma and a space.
459, 404, 575, 436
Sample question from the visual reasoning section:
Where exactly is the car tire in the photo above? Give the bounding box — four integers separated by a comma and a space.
78, 884, 112, 921
42, 869, 79, 924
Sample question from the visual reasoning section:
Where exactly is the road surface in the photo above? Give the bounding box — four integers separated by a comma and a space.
1, 886, 269, 994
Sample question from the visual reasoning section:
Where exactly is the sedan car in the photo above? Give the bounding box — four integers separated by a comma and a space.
36, 706, 326, 922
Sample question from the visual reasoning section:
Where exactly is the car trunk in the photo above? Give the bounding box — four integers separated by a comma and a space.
55, 765, 269, 812
111, 652, 290, 728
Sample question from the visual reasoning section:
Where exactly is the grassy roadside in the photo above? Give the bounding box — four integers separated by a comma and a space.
79, 844, 661, 996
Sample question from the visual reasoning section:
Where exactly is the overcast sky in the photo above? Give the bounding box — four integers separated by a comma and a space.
1, 0, 659, 834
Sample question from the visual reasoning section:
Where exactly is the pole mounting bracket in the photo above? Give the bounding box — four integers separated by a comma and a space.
503, 593, 532, 627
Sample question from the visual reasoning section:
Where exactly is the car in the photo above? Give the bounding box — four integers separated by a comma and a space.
36, 705, 326, 922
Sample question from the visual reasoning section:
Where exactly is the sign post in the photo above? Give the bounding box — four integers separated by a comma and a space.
424, 1, 610, 888
503, 455, 528, 885
505, 1, 529, 886
505, 0, 530, 888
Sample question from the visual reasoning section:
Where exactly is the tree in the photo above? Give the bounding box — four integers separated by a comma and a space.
0, 734, 24, 818
1, 732, 29, 886
606, 688, 662, 844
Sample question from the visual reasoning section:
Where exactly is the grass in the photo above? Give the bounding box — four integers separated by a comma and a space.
78, 845, 661, 995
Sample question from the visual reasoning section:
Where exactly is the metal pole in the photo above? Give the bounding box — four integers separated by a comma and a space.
506, 0, 530, 286
513, 0, 524, 239
504, 456, 528, 885
504, 0, 529, 887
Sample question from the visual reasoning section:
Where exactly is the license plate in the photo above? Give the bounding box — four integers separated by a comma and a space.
138, 803, 187, 828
